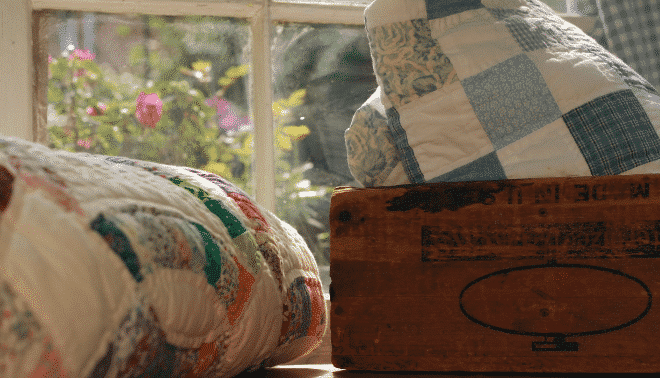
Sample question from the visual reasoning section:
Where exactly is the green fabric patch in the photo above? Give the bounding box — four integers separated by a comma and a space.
168, 177, 246, 238
90, 213, 143, 282
192, 222, 223, 286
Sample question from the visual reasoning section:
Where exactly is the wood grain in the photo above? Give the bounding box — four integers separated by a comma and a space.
330, 175, 660, 373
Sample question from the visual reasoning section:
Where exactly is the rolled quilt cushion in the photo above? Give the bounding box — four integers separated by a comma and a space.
0, 136, 326, 378
345, 0, 660, 187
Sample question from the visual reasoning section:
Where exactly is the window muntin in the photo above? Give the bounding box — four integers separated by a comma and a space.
30, 1, 574, 295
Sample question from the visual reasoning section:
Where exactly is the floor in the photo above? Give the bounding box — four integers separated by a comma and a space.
236, 364, 660, 377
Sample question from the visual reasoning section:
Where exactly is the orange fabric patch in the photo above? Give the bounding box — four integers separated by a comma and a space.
226, 255, 255, 325
193, 342, 218, 375
228, 192, 270, 233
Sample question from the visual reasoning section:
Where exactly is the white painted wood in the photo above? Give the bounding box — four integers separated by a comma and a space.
31, 0, 264, 18
251, 4, 275, 213
15, 0, 594, 214
270, 2, 364, 24
565, 0, 579, 15
32, 0, 366, 25
0, 0, 33, 141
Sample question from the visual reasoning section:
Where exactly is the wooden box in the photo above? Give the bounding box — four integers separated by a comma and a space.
329, 174, 660, 373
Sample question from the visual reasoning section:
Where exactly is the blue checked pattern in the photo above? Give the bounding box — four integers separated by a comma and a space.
429, 152, 507, 183
597, 0, 660, 90
488, 8, 548, 52
426, 0, 484, 20
346, 0, 660, 187
386, 108, 425, 183
505, 18, 548, 52
563, 89, 660, 176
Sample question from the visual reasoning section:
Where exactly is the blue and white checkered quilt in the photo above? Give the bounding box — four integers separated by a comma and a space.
345, 0, 660, 187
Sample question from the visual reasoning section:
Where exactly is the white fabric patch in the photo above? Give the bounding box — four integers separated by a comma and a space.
497, 118, 591, 179
432, 9, 523, 80
141, 268, 227, 349
396, 81, 494, 180
0, 183, 136, 378
529, 49, 629, 114
364, 0, 427, 30
383, 162, 410, 187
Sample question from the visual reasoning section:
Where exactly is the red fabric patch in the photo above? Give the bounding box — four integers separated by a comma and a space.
0, 166, 14, 213
193, 342, 218, 375
228, 192, 270, 233
304, 278, 326, 337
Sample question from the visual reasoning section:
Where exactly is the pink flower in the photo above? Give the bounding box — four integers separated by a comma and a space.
135, 92, 163, 128
206, 96, 251, 131
86, 103, 106, 116
48, 55, 53, 64
68, 49, 95, 61
77, 138, 91, 149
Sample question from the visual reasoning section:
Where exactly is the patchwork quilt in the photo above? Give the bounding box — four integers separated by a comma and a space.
0, 136, 326, 377
346, 0, 660, 187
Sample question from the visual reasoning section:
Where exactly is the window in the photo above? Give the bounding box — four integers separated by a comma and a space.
3, 0, 580, 294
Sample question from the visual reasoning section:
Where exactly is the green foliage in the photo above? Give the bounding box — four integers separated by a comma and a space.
47, 15, 330, 264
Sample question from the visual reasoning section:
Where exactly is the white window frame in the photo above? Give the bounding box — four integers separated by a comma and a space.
0, 0, 593, 213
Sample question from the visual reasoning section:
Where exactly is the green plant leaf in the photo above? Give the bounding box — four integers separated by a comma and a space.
47, 85, 64, 103
225, 65, 249, 79
116, 25, 131, 37
129, 45, 146, 66
285, 89, 306, 108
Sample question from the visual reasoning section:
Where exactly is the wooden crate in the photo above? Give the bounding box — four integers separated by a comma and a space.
329, 174, 660, 373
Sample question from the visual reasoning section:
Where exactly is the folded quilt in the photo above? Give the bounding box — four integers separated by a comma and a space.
346, 0, 660, 187
0, 136, 326, 377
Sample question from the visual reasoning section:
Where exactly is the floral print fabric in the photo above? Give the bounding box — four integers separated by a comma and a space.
0, 135, 326, 377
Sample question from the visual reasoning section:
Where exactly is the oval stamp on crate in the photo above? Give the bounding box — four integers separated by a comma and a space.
330, 174, 660, 373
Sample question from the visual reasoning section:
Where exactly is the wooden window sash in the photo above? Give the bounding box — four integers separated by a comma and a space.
2, 0, 594, 213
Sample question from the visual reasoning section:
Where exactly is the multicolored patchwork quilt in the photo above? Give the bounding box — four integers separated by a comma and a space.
346, 0, 660, 187
0, 136, 326, 377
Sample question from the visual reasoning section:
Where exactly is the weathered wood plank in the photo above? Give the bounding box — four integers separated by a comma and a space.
330, 174, 660, 373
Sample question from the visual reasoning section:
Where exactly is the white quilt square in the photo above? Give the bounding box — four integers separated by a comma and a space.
528, 49, 629, 115
497, 118, 591, 179
396, 80, 494, 180
431, 9, 523, 80
365, 0, 428, 29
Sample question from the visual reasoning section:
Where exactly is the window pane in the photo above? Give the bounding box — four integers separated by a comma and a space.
42, 11, 254, 194
271, 22, 376, 292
